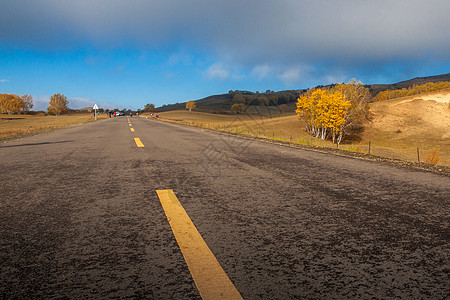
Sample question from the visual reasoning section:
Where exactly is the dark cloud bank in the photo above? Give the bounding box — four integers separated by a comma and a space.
2, 0, 449, 84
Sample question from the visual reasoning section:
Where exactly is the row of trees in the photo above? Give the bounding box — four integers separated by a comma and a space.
296, 81, 370, 145
373, 81, 450, 102
230, 90, 303, 106
0, 94, 33, 114
0, 93, 71, 115
143, 103, 158, 113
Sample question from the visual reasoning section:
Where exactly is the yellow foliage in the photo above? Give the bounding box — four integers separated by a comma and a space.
333, 81, 371, 126
186, 100, 196, 111
296, 88, 350, 143
0, 93, 27, 114
47, 93, 69, 116
231, 103, 246, 113
296, 81, 370, 144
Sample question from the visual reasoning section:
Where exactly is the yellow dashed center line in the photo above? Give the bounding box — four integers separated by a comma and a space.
134, 138, 144, 147
130, 128, 135, 132
156, 189, 243, 300
129, 123, 132, 126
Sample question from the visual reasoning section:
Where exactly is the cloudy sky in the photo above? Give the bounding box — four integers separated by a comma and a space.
1, 0, 450, 110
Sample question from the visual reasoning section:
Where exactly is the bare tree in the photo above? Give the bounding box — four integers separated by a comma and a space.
21, 94, 33, 113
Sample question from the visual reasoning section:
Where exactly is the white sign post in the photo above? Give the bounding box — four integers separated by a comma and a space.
93, 104, 99, 120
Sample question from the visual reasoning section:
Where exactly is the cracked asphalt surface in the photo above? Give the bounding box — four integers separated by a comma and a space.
1, 116, 449, 299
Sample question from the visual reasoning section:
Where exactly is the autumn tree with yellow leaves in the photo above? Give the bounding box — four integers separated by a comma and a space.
0, 93, 33, 114
231, 103, 246, 114
48, 93, 69, 116
186, 100, 196, 111
296, 81, 370, 145
333, 80, 371, 137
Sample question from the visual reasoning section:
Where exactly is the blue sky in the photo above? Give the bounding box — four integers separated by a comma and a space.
1, 0, 450, 111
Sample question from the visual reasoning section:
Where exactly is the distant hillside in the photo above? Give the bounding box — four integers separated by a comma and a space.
158, 94, 233, 112
158, 73, 450, 112
367, 73, 450, 96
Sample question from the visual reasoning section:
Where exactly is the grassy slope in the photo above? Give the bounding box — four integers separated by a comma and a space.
363, 89, 450, 165
368, 73, 450, 96
153, 91, 450, 166
158, 94, 233, 112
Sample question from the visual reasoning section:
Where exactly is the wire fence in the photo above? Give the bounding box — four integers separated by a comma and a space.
154, 105, 448, 168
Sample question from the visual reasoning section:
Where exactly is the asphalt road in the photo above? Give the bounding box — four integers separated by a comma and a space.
1, 116, 449, 299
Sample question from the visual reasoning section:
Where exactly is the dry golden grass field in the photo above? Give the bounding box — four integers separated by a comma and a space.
0, 112, 108, 141
152, 90, 450, 166
363, 89, 450, 166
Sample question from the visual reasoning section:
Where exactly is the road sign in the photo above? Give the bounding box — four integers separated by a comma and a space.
93, 104, 98, 120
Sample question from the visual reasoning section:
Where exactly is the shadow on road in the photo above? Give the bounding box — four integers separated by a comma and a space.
0, 140, 74, 148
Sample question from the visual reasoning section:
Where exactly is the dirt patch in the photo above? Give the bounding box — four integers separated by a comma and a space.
371, 99, 450, 137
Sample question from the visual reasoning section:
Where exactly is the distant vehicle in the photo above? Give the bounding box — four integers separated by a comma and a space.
118, 112, 125, 116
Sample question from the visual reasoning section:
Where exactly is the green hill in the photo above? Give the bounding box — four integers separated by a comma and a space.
158, 94, 233, 112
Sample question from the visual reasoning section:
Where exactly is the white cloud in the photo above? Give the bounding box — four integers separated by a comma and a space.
323, 74, 348, 85
0, 79, 9, 83
204, 63, 229, 80
279, 68, 303, 85
168, 50, 194, 66
68, 97, 119, 110
251, 65, 272, 80
31, 95, 119, 111
230, 72, 246, 81
32, 95, 50, 111
251, 64, 307, 85
68, 97, 95, 109
204, 62, 247, 81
